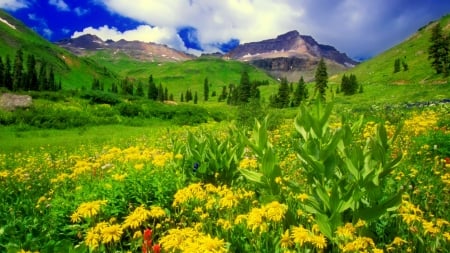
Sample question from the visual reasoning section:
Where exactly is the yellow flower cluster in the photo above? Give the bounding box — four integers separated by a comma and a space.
172, 183, 254, 211
399, 195, 449, 240
238, 157, 259, 170
122, 205, 166, 230
240, 201, 288, 233
289, 225, 327, 250
85, 221, 123, 250
71, 200, 108, 223
333, 221, 384, 252
159, 227, 227, 253
404, 110, 438, 136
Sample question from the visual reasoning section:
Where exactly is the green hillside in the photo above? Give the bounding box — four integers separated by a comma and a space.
0, 9, 116, 89
87, 53, 279, 102
328, 14, 450, 107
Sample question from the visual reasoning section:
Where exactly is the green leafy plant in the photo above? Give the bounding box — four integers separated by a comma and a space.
293, 101, 404, 242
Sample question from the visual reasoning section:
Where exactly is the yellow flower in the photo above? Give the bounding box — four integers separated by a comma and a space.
100, 224, 123, 244
264, 201, 288, 222
122, 206, 151, 229
280, 229, 293, 248
175, 153, 183, 160
390, 236, 407, 246
133, 230, 142, 240
112, 173, 127, 181
336, 223, 356, 239
85, 228, 100, 249
297, 193, 309, 202
291, 225, 310, 246
311, 234, 327, 249
217, 218, 231, 230
134, 163, 144, 170
149, 206, 166, 219
72, 200, 107, 220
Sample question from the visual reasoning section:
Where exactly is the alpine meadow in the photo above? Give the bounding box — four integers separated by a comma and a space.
1, 7, 450, 253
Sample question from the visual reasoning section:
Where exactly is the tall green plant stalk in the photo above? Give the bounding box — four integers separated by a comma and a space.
294, 101, 404, 243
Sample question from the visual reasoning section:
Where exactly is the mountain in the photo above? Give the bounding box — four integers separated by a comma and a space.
0, 9, 116, 90
56, 34, 194, 62
226, 30, 358, 81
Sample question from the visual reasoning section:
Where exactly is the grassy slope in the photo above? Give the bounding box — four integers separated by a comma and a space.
89, 53, 280, 102
0, 10, 116, 90
328, 14, 450, 107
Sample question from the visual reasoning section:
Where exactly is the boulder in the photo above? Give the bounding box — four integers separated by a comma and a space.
0, 93, 32, 111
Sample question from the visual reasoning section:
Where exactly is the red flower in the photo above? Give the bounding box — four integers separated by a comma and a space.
144, 228, 152, 241
445, 157, 450, 164
152, 244, 161, 253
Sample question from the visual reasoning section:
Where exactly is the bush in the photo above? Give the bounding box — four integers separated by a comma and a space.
80, 91, 122, 105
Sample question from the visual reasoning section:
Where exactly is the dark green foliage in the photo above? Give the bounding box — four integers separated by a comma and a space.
12, 49, 24, 91
315, 58, 328, 100
80, 90, 122, 105
136, 82, 144, 97
218, 85, 228, 102
394, 58, 401, 73
111, 82, 118, 93
402, 59, 409, 71
4, 56, 12, 90
292, 76, 308, 106
180, 93, 184, 102
26, 54, 38, 91
270, 77, 290, 108
194, 91, 198, 104
428, 23, 450, 75
120, 77, 134, 96
157, 83, 164, 102
203, 77, 209, 101
341, 74, 359, 95
238, 70, 251, 104
91, 78, 101, 91
0, 56, 4, 88
117, 102, 142, 117
147, 75, 158, 100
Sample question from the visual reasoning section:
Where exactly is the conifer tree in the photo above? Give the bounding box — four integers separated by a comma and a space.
157, 83, 164, 101
0, 56, 4, 88
136, 81, 144, 97
393, 58, 401, 73
180, 93, 184, 102
292, 76, 308, 106
164, 87, 169, 101
271, 77, 290, 108
238, 70, 251, 104
12, 49, 24, 91
428, 23, 449, 75
48, 67, 55, 91
147, 74, 158, 100
4, 56, 12, 90
203, 77, 209, 101
26, 54, 38, 91
218, 85, 227, 102
38, 62, 47, 91
314, 58, 328, 100
194, 91, 198, 104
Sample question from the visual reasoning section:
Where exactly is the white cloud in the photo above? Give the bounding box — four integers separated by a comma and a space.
0, 0, 29, 10
48, 0, 69, 11
71, 25, 187, 51
94, 0, 450, 57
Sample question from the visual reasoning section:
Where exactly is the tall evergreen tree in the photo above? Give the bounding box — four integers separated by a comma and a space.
180, 93, 184, 102
393, 58, 401, 73
12, 49, 24, 91
271, 77, 290, 108
157, 83, 164, 102
164, 87, 169, 101
218, 85, 228, 102
136, 81, 144, 97
238, 70, 251, 104
38, 62, 47, 91
48, 67, 55, 91
147, 74, 158, 100
203, 77, 209, 101
0, 56, 4, 88
292, 76, 308, 106
314, 58, 328, 100
4, 56, 12, 90
194, 91, 198, 104
26, 54, 38, 91
428, 23, 449, 75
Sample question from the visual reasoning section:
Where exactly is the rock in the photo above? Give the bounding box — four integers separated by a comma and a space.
0, 93, 32, 111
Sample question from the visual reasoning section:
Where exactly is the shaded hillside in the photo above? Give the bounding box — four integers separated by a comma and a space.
0, 10, 116, 90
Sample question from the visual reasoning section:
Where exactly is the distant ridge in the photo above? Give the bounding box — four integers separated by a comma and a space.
56, 34, 195, 62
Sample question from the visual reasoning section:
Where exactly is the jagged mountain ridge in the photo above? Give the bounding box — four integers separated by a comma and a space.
225, 30, 358, 81
56, 34, 194, 62
227, 30, 357, 66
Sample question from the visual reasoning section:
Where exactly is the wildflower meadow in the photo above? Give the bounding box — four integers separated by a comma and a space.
1, 102, 449, 253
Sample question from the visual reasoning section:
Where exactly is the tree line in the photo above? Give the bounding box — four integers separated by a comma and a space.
0, 49, 61, 92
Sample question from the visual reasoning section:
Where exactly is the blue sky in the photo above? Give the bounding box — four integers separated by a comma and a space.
1, 0, 450, 59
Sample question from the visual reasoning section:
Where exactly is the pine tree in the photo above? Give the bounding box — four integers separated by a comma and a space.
48, 67, 55, 91
180, 93, 184, 102
38, 62, 47, 91
147, 74, 158, 100
157, 83, 164, 102
203, 77, 209, 101
12, 49, 24, 91
218, 85, 227, 102
164, 87, 168, 101
292, 76, 308, 106
26, 54, 38, 91
0, 56, 4, 88
393, 58, 401, 73
111, 82, 118, 93
428, 23, 450, 75
136, 81, 144, 97
314, 58, 328, 100
194, 91, 198, 104
271, 77, 290, 108
4, 56, 12, 90
238, 70, 251, 104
